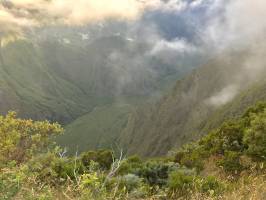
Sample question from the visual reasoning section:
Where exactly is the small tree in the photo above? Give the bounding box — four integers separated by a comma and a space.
217, 151, 243, 173
81, 150, 113, 170
0, 111, 63, 165
244, 110, 266, 160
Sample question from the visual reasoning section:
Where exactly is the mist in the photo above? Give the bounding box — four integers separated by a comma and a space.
204, 0, 266, 106
1, 0, 266, 105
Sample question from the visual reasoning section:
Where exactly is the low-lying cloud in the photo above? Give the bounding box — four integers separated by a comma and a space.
204, 0, 266, 107
151, 39, 198, 55
2, 0, 266, 106
207, 85, 239, 107
204, 0, 266, 51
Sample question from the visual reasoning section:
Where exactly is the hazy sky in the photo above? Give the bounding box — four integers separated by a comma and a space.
1, 0, 266, 105
0, 0, 209, 33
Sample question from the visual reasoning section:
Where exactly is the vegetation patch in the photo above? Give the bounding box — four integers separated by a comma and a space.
1, 102, 266, 199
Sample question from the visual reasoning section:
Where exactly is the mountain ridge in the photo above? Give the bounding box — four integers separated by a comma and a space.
120, 48, 266, 157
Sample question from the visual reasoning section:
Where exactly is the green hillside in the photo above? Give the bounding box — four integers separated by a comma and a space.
0, 38, 183, 124
0, 37, 190, 154
120, 49, 266, 157
200, 79, 266, 135
57, 103, 132, 154
57, 94, 162, 154
0, 40, 93, 123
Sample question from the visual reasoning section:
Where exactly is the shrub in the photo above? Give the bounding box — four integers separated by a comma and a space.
217, 151, 244, 173
242, 101, 266, 119
27, 149, 86, 184
167, 171, 194, 197
53, 157, 85, 181
200, 121, 245, 155
199, 176, 224, 195
0, 168, 22, 199
117, 155, 143, 175
137, 161, 178, 187
78, 172, 108, 200
179, 152, 204, 172
174, 151, 186, 164
81, 150, 113, 170
243, 110, 266, 161
173, 143, 205, 172
119, 174, 143, 192
0, 111, 63, 164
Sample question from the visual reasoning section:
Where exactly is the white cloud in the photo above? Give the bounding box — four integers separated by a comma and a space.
79, 33, 89, 40
62, 38, 71, 44
190, 0, 203, 8
0, 0, 204, 38
206, 85, 239, 107
204, 0, 266, 51
160, 0, 188, 12
146, 0, 193, 12
203, 0, 266, 108
150, 38, 198, 55
126, 37, 134, 42
0, 0, 161, 35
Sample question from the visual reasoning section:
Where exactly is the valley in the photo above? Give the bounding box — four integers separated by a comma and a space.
0, 35, 196, 153
1, 0, 266, 199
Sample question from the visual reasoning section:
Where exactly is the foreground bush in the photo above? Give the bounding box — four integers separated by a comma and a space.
168, 171, 194, 197
0, 111, 63, 165
244, 110, 266, 160
217, 151, 244, 173
0, 103, 266, 199
81, 150, 113, 170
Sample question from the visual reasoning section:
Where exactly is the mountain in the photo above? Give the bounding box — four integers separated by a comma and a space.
120, 47, 266, 157
0, 40, 92, 123
0, 33, 202, 153
2, 35, 265, 157
57, 103, 132, 154
0, 38, 142, 123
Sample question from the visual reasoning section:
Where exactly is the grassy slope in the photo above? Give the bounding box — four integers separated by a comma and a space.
0, 40, 93, 123
57, 103, 133, 154
53, 65, 191, 155
200, 79, 266, 134
120, 50, 266, 157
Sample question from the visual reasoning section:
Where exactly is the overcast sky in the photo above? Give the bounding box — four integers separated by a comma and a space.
1, 0, 266, 102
